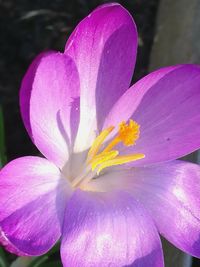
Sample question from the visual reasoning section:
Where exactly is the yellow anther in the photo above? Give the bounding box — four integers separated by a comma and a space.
96, 153, 145, 174
87, 126, 114, 162
90, 150, 119, 171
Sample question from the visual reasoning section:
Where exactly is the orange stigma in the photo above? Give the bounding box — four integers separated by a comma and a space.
118, 119, 140, 146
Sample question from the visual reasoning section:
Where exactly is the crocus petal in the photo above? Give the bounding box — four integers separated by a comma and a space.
65, 3, 137, 152
131, 161, 200, 258
61, 190, 164, 267
20, 52, 80, 168
104, 64, 200, 165
0, 157, 72, 256
88, 160, 200, 257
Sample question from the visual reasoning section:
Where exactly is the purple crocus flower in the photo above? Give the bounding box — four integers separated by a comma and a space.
1, 3, 200, 267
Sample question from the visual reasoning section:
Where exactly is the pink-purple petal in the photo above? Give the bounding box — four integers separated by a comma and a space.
0, 156, 72, 256
20, 52, 52, 138
103, 160, 200, 258
65, 3, 137, 152
61, 190, 164, 267
130, 160, 200, 257
20, 52, 80, 168
104, 64, 200, 165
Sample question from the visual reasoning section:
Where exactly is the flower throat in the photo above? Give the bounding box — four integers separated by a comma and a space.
72, 120, 145, 188
87, 119, 145, 174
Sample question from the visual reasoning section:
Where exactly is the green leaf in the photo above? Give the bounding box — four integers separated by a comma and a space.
0, 247, 8, 267
0, 106, 7, 166
9, 243, 60, 267
45, 242, 60, 256
28, 256, 49, 267
10, 257, 33, 267
39, 261, 62, 267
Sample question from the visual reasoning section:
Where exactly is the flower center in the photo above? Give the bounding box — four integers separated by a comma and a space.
72, 119, 145, 188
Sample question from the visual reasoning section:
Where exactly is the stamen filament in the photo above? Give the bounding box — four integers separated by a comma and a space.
87, 126, 114, 162
71, 164, 90, 187
77, 170, 96, 189
103, 136, 121, 152
96, 153, 145, 174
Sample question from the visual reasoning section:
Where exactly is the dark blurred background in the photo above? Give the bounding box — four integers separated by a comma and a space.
0, 0, 199, 266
